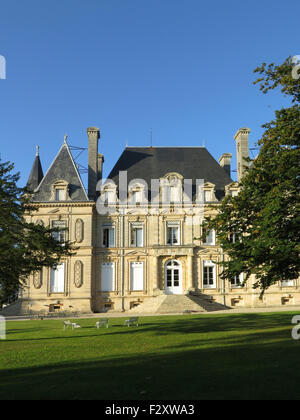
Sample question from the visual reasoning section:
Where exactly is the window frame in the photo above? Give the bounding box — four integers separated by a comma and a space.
166, 222, 180, 246
203, 261, 216, 289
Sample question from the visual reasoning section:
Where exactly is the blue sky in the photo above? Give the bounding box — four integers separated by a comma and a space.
0, 0, 299, 186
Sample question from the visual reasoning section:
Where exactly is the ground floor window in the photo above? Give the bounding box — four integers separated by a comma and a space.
230, 273, 244, 288
281, 279, 295, 287
50, 263, 65, 293
101, 262, 115, 291
130, 262, 144, 291
203, 261, 216, 288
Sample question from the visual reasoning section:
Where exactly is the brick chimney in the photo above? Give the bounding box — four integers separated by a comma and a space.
87, 127, 100, 200
219, 153, 232, 177
234, 128, 250, 181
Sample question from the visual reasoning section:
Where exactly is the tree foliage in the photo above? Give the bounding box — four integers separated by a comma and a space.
0, 161, 75, 304
203, 57, 300, 295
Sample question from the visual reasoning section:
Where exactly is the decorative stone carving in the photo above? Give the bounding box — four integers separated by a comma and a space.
33, 271, 42, 289
75, 219, 84, 243
36, 219, 44, 226
74, 260, 83, 288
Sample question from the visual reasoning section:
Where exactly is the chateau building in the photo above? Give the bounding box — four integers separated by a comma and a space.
14, 126, 300, 314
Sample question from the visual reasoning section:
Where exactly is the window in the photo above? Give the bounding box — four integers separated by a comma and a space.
204, 190, 211, 202
281, 280, 295, 287
230, 273, 244, 288
50, 263, 65, 293
55, 189, 66, 201
103, 190, 115, 205
167, 223, 180, 245
203, 228, 215, 245
52, 220, 67, 243
230, 190, 239, 197
101, 263, 115, 291
132, 190, 142, 205
131, 224, 144, 247
130, 262, 144, 291
103, 226, 115, 248
229, 233, 240, 243
203, 261, 216, 288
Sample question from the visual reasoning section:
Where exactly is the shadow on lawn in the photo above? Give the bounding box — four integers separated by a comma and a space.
0, 326, 299, 401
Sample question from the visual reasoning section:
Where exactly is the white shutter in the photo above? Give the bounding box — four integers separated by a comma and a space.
101, 263, 115, 291
130, 262, 144, 291
50, 263, 65, 293
136, 228, 143, 247
109, 228, 115, 247
206, 230, 215, 245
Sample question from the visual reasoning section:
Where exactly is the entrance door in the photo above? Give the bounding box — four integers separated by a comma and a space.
165, 260, 182, 295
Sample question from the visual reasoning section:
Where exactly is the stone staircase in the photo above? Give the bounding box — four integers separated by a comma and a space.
129, 294, 228, 314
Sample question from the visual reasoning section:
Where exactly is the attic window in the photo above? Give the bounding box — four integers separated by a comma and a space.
55, 189, 66, 201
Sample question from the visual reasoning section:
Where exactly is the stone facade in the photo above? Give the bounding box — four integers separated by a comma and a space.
16, 126, 300, 315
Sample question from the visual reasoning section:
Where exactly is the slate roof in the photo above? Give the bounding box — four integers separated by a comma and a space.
108, 147, 233, 200
27, 153, 44, 192
31, 142, 89, 202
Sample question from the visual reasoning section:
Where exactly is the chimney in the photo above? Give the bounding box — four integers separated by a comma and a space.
87, 127, 100, 200
234, 127, 250, 182
219, 153, 232, 177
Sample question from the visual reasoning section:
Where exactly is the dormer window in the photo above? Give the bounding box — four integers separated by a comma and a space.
102, 188, 116, 205
51, 181, 69, 202
56, 189, 66, 201
132, 190, 142, 205
226, 183, 240, 198
161, 173, 183, 205
201, 182, 216, 203
128, 180, 148, 207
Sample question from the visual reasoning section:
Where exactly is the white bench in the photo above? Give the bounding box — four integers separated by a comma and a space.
63, 321, 81, 330
125, 317, 139, 327
96, 319, 109, 329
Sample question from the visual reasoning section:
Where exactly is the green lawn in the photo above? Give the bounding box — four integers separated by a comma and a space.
0, 312, 300, 400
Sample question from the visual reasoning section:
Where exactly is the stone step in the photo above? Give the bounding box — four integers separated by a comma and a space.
129, 294, 228, 314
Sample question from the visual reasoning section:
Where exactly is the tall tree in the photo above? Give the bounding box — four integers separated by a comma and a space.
203, 57, 300, 295
0, 161, 74, 305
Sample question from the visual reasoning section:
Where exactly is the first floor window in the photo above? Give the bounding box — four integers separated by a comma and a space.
229, 233, 240, 243
167, 223, 180, 245
50, 263, 65, 293
230, 273, 244, 288
101, 263, 115, 291
281, 279, 295, 287
131, 224, 144, 247
203, 228, 215, 246
130, 262, 144, 291
203, 261, 216, 288
103, 226, 115, 248
52, 220, 67, 243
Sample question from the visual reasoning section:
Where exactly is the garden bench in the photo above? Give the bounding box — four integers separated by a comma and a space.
63, 321, 72, 330
63, 321, 81, 330
125, 317, 139, 327
96, 318, 109, 329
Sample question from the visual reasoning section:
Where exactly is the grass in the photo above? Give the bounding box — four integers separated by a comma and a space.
0, 311, 300, 400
